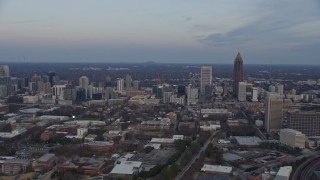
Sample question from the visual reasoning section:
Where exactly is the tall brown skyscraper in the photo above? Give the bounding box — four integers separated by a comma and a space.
233, 52, 243, 96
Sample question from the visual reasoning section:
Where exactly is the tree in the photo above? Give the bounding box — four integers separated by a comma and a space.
144, 146, 154, 154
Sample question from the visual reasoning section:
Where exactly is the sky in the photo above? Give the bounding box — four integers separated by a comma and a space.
0, 0, 319, 64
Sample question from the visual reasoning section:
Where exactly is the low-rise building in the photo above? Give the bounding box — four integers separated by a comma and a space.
110, 161, 142, 176
84, 141, 114, 152
201, 164, 232, 174
280, 129, 305, 149
1, 158, 31, 175
33, 153, 56, 172
233, 136, 262, 146
274, 166, 292, 180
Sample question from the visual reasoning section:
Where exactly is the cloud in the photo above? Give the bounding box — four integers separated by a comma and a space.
198, 0, 320, 50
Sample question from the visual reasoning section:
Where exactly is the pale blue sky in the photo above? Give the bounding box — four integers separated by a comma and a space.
0, 0, 319, 64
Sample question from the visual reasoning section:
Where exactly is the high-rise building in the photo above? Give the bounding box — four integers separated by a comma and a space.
187, 85, 198, 105
0, 77, 11, 96
132, 80, 140, 90
125, 75, 132, 90
47, 71, 55, 87
163, 92, 172, 103
117, 78, 124, 92
0, 65, 10, 77
233, 52, 243, 97
265, 92, 283, 132
52, 85, 66, 100
79, 76, 89, 89
200, 66, 212, 95
63, 85, 76, 104
252, 87, 258, 102
105, 76, 112, 87
79, 76, 90, 98
177, 85, 186, 97
238, 82, 246, 102
269, 85, 276, 92
276, 84, 284, 96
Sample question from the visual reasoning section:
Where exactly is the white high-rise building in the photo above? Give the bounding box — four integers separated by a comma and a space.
187, 85, 199, 105
252, 87, 258, 102
52, 85, 66, 100
200, 66, 212, 95
117, 78, 124, 92
238, 82, 246, 102
265, 92, 283, 132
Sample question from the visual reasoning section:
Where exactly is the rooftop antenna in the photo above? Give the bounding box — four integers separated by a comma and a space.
269, 59, 273, 84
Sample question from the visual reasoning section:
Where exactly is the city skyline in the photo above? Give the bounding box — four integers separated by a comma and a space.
0, 1, 320, 64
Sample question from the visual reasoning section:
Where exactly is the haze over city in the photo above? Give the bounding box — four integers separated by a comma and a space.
1, 0, 320, 64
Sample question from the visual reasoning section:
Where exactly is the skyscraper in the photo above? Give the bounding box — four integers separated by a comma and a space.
47, 71, 55, 87
233, 52, 243, 97
238, 82, 246, 102
200, 66, 212, 95
79, 76, 89, 89
79, 76, 89, 99
117, 78, 124, 92
0, 65, 10, 77
125, 74, 132, 90
265, 92, 283, 132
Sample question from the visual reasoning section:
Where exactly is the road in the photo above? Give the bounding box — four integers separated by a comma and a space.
292, 155, 320, 180
175, 131, 218, 180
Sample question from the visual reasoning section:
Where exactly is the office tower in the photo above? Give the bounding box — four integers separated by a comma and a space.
187, 85, 198, 105
269, 85, 275, 92
156, 86, 163, 99
291, 89, 297, 95
117, 78, 124, 92
105, 76, 112, 87
238, 82, 247, 102
52, 85, 66, 100
79, 76, 90, 98
233, 52, 243, 97
105, 87, 114, 100
275, 84, 284, 96
79, 76, 89, 88
287, 111, 320, 136
265, 92, 283, 132
163, 92, 172, 103
63, 85, 76, 103
0, 77, 11, 96
47, 71, 55, 87
38, 81, 51, 94
200, 66, 212, 95
152, 85, 158, 96
125, 75, 132, 90
75, 88, 86, 104
0, 85, 7, 98
177, 85, 186, 97
252, 87, 258, 102
0, 65, 10, 77
21, 78, 29, 88
29, 82, 37, 92
132, 80, 140, 90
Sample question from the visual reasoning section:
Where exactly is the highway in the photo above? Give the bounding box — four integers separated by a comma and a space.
175, 131, 218, 180
292, 155, 320, 180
